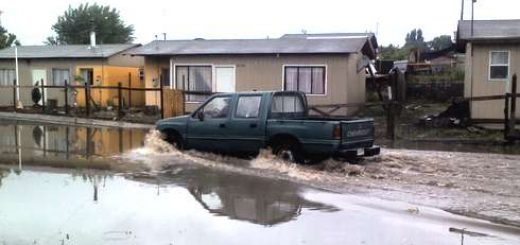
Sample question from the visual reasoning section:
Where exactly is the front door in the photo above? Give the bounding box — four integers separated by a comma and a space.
32, 69, 47, 105
226, 94, 266, 153
186, 95, 234, 152
214, 66, 235, 93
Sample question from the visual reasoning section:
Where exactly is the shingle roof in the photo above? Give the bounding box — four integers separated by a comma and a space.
0, 44, 140, 59
129, 36, 376, 58
458, 19, 520, 41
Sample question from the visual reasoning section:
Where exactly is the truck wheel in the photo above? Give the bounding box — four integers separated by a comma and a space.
272, 140, 304, 164
161, 130, 183, 150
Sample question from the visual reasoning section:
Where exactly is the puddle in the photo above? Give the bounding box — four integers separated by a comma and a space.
0, 168, 518, 245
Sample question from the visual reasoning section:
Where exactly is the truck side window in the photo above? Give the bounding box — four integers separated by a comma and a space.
199, 96, 232, 119
270, 94, 305, 118
236, 96, 262, 119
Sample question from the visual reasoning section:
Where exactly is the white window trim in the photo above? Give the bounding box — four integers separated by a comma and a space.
281, 64, 328, 96
488, 50, 510, 82
172, 63, 214, 104
172, 63, 236, 104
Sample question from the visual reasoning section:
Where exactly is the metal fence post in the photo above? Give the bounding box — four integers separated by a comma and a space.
118, 82, 123, 120
85, 82, 90, 117
64, 80, 69, 115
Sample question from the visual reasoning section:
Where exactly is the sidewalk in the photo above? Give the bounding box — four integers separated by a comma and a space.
0, 112, 154, 129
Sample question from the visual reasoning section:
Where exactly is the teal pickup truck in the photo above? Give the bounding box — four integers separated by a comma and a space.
156, 91, 379, 163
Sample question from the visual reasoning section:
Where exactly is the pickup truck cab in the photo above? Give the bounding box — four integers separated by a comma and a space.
156, 91, 379, 163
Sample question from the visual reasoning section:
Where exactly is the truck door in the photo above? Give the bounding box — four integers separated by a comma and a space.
226, 94, 266, 153
186, 95, 233, 152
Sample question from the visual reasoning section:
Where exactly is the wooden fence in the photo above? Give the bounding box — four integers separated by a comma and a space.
0, 81, 210, 120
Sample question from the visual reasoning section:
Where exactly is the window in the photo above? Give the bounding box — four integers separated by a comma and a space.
236, 96, 262, 119
0, 69, 15, 86
160, 68, 170, 87
80, 68, 94, 85
52, 69, 70, 86
198, 96, 232, 119
284, 66, 325, 95
489, 51, 509, 80
270, 93, 305, 119
175, 65, 212, 102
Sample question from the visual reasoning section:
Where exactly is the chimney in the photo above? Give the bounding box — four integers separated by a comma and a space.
90, 31, 96, 47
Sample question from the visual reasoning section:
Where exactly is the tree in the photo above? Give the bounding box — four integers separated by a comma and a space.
380, 44, 407, 60
46, 3, 134, 45
429, 35, 453, 51
0, 25, 20, 49
404, 28, 428, 51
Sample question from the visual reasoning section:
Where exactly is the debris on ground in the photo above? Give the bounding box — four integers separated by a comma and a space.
418, 99, 470, 128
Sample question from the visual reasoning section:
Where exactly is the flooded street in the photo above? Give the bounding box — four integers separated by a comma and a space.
0, 120, 519, 244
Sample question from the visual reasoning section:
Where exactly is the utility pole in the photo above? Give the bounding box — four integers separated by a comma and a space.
0, 10, 3, 26
471, 0, 477, 37
460, 0, 465, 20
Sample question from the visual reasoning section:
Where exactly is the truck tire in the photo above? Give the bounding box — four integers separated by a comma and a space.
161, 130, 183, 150
272, 140, 304, 164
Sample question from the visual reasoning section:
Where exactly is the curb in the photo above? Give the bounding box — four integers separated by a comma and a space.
0, 112, 154, 129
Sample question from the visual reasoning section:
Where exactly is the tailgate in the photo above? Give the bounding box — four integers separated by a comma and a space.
341, 119, 375, 147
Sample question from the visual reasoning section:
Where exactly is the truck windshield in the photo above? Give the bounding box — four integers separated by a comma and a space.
270, 94, 305, 119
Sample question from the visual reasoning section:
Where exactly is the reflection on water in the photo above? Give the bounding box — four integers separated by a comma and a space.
144, 169, 339, 226
1, 168, 518, 245
0, 167, 340, 244
0, 121, 148, 168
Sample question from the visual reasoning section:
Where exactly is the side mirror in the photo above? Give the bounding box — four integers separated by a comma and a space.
197, 111, 205, 121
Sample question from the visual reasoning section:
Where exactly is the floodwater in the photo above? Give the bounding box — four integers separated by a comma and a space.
0, 121, 519, 244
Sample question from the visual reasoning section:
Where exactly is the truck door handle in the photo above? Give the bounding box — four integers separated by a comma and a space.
249, 123, 258, 128
219, 123, 226, 128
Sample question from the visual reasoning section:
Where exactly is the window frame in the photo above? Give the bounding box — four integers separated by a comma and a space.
234, 95, 263, 120
282, 64, 327, 96
51, 68, 71, 86
160, 67, 171, 87
488, 50, 510, 81
173, 64, 214, 103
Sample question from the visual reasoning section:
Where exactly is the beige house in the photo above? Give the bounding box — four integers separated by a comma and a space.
0, 44, 144, 108
130, 33, 378, 115
458, 20, 520, 123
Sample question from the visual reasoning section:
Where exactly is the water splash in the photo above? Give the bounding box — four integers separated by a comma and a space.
120, 130, 365, 182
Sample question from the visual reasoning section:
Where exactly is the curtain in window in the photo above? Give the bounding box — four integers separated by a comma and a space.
52, 69, 70, 86
312, 67, 325, 94
298, 68, 312, 93
491, 52, 508, 65
285, 67, 298, 91
175, 67, 188, 90
0, 70, 15, 86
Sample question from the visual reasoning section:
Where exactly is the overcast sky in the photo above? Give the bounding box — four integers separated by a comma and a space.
1, 0, 519, 46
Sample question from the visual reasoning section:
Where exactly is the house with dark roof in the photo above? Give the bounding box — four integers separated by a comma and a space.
130, 33, 378, 114
457, 19, 520, 123
0, 43, 144, 108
